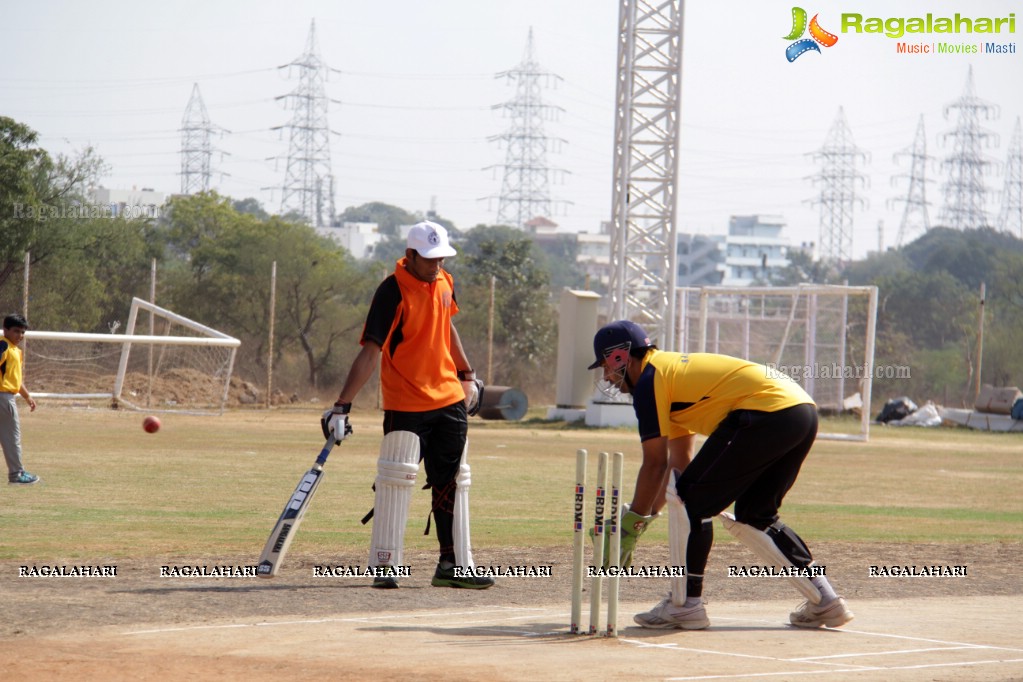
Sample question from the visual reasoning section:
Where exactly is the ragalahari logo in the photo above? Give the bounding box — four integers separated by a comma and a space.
784, 7, 839, 61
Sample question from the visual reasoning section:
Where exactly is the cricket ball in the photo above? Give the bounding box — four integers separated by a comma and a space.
143, 415, 161, 434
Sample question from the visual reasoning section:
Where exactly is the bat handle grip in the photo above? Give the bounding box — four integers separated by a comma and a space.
314, 438, 336, 466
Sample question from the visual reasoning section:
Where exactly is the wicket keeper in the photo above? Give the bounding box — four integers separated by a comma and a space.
588, 320, 853, 630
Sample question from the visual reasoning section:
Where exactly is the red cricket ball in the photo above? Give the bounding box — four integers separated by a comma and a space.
143, 415, 161, 434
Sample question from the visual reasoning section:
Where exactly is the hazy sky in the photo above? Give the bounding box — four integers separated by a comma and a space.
3, 0, 1020, 258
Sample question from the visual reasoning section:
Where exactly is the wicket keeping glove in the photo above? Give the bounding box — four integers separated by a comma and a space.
617, 506, 657, 569
590, 504, 657, 569
321, 402, 353, 444
459, 370, 485, 417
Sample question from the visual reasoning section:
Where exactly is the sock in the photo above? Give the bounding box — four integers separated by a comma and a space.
811, 575, 838, 602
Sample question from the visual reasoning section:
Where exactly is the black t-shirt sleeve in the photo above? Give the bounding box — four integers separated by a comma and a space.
361, 275, 402, 347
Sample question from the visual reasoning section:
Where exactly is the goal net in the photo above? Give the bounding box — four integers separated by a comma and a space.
24, 298, 241, 414
676, 285, 878, 441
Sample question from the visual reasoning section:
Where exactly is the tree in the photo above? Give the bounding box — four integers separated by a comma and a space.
0, 117, 46, 292
337, 202, 420, 237
454, 226, 557, 393
161, 193, 375, 388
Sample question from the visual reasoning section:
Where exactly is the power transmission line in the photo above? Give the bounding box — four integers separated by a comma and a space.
806, 106, 869, 265
938, 66, 999, 230
180, 83, 227, 195
890, 115, 933, 247
488, 27, 568, 230
997, 116, 1022, 238
273, 20, 339, 227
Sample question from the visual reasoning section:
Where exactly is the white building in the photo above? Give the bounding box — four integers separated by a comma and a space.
316, 222, 382, 259
89, 187, 166, 219
723, 215, 790, 285
677, 215, 791, 287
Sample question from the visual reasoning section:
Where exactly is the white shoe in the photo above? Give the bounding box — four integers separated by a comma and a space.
633, 595, 710, 630
789, 597, 854, 628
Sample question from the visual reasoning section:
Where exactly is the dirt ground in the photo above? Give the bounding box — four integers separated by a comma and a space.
2, 542, 1021, 681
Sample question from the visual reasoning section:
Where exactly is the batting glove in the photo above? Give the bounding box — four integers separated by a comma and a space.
321, 401, 353, 444
459, 370, 485, 417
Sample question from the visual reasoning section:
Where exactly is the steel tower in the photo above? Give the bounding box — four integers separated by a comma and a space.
490, 28, 567, 229
180, 83, 222, 194
608, 0, 685, 349
276, 20, 337, 227
806, 107, 869, 265
939, 66, 999, 230
891, 115, 933, 247
997, 117, 1022, 237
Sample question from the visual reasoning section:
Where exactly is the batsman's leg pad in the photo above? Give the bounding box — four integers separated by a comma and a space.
666, 469, 689, 606
719, 512, 822, 604
452, 441, 474, 570
369, 431, 419, 568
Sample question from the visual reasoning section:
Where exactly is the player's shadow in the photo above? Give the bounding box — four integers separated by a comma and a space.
114, 582, 395, 595
354, 622, 788, 643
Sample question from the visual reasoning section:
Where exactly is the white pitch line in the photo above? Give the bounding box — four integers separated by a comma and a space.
833, 626, 1023, 653
665, 657, 1023, 681
789, 645, 985, 661
689, 615, 1023, 654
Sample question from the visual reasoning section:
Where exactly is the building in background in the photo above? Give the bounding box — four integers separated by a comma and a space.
316, 222, 382, 259
676, 215, 791, 287
89, 187, 167, 219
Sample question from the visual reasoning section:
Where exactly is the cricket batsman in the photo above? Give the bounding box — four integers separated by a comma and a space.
322, 221, 493, 590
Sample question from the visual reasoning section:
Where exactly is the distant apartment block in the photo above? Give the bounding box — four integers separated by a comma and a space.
316, 221, 382, 259
678, 215, 791, 287
89, 187, 166, 219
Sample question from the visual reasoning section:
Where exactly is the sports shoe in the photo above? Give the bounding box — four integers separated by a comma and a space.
633, 594, 710, 630
8, 471, 39, 485
789, 597, 854, 628
371, 566, 399, 589
430, 563, 494, 589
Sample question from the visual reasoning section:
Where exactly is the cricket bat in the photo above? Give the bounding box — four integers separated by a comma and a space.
257, 437, 336, 577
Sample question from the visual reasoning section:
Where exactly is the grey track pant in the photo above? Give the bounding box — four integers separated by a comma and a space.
0, 392, 26, 478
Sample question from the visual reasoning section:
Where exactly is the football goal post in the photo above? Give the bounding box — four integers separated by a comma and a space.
676, 284, 878, 441
24, 298, 241, 415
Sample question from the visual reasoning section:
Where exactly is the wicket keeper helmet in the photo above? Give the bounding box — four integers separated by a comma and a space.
588, 320, 653, 370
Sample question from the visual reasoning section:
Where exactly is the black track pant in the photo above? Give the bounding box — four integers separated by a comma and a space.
675, 403, 820, 585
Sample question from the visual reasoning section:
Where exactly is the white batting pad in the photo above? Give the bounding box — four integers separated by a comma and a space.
718, 512, 822, 604
666, 469, 689, 606
369, 431, 419, 568
452, 441, 474, 570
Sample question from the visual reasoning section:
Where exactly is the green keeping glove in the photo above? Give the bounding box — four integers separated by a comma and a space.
587, 505, 657, 568
616, 507, 656, 568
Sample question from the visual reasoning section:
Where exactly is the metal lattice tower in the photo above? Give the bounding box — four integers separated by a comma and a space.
997, 117, 1022, 237
608, 0, 685, 349
490, 28, 567, 229
890, 115, 933, 247
806, 107, 869, 265
276, 20, 338, 227
939, 66, 999, 230
180, 84, 223, 194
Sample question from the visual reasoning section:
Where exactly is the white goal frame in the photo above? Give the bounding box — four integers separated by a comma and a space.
25, 298, 241, 414
676, 284, 878, 442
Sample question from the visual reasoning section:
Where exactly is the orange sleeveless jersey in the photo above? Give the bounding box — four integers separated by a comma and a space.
361, 257, 465, 412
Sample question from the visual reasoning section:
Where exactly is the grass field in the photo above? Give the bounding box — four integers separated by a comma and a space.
2, 406, 1022, 563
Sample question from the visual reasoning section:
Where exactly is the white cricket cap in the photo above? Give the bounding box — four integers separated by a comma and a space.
406, 221, 457, 258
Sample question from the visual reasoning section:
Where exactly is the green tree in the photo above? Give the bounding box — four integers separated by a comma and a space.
454, 226, 557, 395
161, 193, 374, 388
0, 117, 46, 291
337, 202, 421, 237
